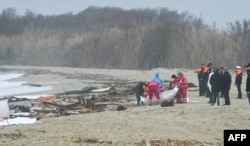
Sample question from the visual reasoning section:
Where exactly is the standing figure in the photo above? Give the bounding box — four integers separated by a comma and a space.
235, 66, 243, 99
145, 81, 163, 105
221, 67, 232, 105
197, 64, 205, 96
219, 67, 225, 98
200, 63, 213, 97
176, 72, 188, 103
207, 68, 214, 104
134, 82, 147, 106
210, 68, 222, 106
244, 63, 250, 105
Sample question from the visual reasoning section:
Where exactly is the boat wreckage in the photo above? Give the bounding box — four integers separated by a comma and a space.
0, 80, 198, 126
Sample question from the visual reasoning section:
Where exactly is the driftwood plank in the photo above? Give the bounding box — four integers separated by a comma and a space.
93, 102, 123, 105
42, 101, 78, 110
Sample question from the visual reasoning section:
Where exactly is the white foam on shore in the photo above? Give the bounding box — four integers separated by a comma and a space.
0, 73, 24, 81
0, 73, 53, 99
0, 81, 26, 88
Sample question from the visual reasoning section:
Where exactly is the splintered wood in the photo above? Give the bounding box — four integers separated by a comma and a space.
8, 86, 135, 120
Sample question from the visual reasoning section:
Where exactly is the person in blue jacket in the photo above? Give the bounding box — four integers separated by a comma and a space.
152, 72, 163, 85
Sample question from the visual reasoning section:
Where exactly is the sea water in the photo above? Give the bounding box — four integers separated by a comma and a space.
0, 73, 53, 99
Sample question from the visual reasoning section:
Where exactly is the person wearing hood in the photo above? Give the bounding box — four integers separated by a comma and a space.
152, 71, 163, 85
235, 66, 243, 99
244, 63, 250, 105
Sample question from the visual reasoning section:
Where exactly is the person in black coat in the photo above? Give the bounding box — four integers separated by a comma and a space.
244, 63, 250, 105
197, 64, 205, 96
210, 67, 222, 105
219, 67, 225, 97
221, 67, 232, 105
200, 63, 213, 96
134, 81, 147, 106
235, 66, 243, 99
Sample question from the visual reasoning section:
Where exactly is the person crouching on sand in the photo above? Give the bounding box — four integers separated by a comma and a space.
145, 80, 163, 105
134, 81, 147, 106
168, 74, 178, 90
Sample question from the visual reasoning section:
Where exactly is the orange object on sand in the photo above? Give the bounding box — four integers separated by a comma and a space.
39, 95, 56, 102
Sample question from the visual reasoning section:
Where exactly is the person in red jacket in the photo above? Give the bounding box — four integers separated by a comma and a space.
176, 72, 188, 103
168, 74, 177, 90
171, 75, 181, 99
145, 80, 163, 105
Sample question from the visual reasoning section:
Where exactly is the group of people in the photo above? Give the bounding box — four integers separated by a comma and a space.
134, 62, 250, 107
134, 71, 188, 106
134, 72, 162, 106
197, 62, 250, 106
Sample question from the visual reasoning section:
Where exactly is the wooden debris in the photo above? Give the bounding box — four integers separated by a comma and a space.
6, 85, 136, 120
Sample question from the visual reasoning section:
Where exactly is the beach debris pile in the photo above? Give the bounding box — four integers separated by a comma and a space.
0, 70, 199, 126
0, 85, 135, 126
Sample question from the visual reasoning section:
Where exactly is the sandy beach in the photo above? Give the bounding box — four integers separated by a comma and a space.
0, 65, 249, 146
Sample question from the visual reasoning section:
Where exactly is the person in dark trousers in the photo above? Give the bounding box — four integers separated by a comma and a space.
221, 67, 232, 105
134, 81, 147, 106
235, 66, 243, 99
197, 64, 205, 96
219, 67, 225, 98
210, 67, 222, 106
244, 63, 250, 105
200, 63, 213, 97
207, 68, 214, 104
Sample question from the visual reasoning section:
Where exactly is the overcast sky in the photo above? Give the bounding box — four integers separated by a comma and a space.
1, 0, 250, 29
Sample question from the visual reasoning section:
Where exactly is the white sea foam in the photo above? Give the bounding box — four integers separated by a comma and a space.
0, 73, 24, 81
0, 73, 53, 99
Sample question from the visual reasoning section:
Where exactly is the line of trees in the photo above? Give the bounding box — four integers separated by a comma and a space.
0, 7, 249, 69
